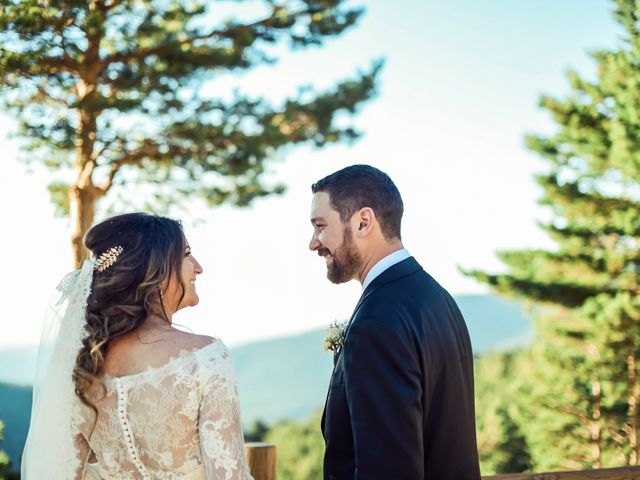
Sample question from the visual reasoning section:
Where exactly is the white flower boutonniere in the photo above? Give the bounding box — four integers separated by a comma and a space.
323, 320, 349, 353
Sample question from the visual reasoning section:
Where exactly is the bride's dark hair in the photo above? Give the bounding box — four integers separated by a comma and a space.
73, 212, 187, 420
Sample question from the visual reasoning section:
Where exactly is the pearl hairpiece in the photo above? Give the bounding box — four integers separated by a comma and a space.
94, 246, 124, 272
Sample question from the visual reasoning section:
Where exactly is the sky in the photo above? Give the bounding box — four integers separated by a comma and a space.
0, 0, 621, 349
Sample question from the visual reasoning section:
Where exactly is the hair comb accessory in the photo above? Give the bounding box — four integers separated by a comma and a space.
94, 246, 124, 272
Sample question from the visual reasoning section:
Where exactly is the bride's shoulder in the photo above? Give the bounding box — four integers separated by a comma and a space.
168, 331, 228, 359
102, 333, 222, 379
171, 331, 218, 350
165, 332, 228, 361
183, 335, 235, 384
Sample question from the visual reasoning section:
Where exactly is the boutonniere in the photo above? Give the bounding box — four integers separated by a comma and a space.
323, 320, 349, 353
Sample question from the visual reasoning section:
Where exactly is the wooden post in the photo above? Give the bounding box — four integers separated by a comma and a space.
245, 442, 277, 480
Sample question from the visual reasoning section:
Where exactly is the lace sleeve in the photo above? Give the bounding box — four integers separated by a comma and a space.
198, 344, 253, 480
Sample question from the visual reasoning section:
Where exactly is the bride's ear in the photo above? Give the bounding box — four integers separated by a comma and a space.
353, 207, 375, 238
157, 279, 169, 309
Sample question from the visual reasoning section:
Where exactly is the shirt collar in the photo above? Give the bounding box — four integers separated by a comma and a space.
361, 248, 410, 291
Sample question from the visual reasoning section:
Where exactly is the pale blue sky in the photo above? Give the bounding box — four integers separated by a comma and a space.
0, 0, 620, 348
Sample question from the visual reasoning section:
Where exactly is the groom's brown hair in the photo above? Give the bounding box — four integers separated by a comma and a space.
311, 164, 403, 240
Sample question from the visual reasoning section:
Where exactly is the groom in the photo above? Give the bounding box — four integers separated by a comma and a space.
309, 165, 481, 479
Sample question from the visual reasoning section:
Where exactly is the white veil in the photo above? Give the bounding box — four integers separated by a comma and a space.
21, 259, 95, 479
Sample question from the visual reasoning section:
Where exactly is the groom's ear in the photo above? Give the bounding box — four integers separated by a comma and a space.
354, 207, 375, 238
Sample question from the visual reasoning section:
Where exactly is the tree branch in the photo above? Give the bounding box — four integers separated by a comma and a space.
99, 139, 163, 192
101, 6, 316, 67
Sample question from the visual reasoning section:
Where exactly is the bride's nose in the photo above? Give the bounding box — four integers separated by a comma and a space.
192, 256, 203, 274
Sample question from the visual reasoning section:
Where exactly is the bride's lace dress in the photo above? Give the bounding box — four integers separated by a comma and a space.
74, 339, 253, 480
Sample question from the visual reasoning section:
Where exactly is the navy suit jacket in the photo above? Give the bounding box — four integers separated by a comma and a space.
322, 257, 481, 479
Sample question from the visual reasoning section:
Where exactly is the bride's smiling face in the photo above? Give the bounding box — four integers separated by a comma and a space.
163, 242, 203, 314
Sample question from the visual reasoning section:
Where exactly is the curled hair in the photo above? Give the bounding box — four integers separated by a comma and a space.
311, 164, 404, 240
73, 213, 186, 425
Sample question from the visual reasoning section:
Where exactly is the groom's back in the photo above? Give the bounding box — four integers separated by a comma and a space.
323, 258, 481, 480
409, 269, 481, 479
364, 266, 480, 479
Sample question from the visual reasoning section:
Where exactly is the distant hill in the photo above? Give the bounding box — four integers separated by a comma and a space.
0, 294, 531, 470
0, 348, 37, 388
456, 294, 533, 352
0, 383, 31, 472
232, 293, 533, 425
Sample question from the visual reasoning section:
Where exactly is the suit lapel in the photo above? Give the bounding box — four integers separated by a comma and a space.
321, 257, 423, 435
322, 286, 365, 437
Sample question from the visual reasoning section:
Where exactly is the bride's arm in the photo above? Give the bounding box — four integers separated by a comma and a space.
198, 345, 253, 480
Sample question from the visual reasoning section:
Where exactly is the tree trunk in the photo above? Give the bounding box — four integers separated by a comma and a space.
70, 0, 105, 267
69, 184, 101, 268
591, 379, 602, 469
628, 351, 639, 465
70, 95, 101, 268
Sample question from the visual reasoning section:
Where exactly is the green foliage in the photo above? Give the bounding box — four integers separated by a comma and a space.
474, 351, 534, 475
0, 0, 380, 204
465, 0, 640, 470
494, 406, 532, 474
0, 419, 12, 479
244, 419, 270, 443
0, 382, 32, 476
265, 410, 324, 480
0, 0, 381, 263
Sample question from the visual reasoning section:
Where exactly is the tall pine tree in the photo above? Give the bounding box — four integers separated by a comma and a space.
466, 0, 640, 469
0, 0, 381, 266
0, 419, 10, 480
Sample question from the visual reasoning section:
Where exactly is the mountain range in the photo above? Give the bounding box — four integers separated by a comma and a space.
0, 294, 532, 471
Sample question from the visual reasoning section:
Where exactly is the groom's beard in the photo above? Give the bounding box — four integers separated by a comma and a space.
322, 227, 362, 284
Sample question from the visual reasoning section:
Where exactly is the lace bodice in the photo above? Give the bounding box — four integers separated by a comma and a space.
74, 339, 253, 480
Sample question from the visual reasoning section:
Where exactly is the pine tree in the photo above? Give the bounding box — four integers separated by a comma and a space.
0, 419, 11, 480
465, 0, 640, 469
474, 351, 534, 475
244, 418, 270, 443
266, 410, 324, 480
0, 0, 381, 267
494, 406, 533, 474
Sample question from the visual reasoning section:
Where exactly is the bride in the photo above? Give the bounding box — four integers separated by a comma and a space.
22, 212, 254, 479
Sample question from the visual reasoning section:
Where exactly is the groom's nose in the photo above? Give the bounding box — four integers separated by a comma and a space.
309, 235, 321, 252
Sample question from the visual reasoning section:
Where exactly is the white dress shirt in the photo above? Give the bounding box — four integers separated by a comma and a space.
361, 248, 411, 291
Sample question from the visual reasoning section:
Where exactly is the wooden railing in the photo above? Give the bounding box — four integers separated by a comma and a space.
245, 443, 277, 480
244, 444, 640, 480
484, 466, 640, 479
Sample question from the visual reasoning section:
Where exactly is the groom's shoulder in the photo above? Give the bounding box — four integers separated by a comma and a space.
372, 260, 438, 295
364, 265, 453, 313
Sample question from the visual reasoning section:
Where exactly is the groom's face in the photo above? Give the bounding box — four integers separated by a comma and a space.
309, 192, 362, 284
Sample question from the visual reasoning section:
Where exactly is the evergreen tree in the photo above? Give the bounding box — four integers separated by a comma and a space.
466, 0, 640, 469
474, 351, 534, 475
0, 0, 381, 266
266, 410, 324, 480
244, 418, 270, 443
494, 406, 533, 474
0, 419, 11, 480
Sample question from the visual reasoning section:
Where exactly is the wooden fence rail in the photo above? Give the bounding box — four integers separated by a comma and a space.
484, 466, 640, 480
244, 444, 640, 480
